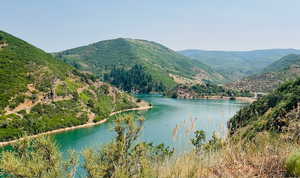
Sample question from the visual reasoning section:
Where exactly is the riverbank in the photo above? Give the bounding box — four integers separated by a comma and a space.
0, 105, 152, 147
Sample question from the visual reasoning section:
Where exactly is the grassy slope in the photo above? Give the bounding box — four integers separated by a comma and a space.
0, 31, 138, 141
180, 49, 300, 80
55, 38, 227, 89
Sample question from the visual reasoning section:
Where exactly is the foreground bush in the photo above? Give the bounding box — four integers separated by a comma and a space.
286, 150, 300, 176
0, 136, 78, 177
83, 114, 173, 177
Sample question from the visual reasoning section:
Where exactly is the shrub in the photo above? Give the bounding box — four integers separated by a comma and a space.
0, 136, 78, 177
286, 151, 300, 176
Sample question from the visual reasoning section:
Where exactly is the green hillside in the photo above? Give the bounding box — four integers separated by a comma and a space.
263, 54, 300, 73
228, 78, 300, 140
0, 31, 139, 141
55, 38, 227, 92
180, 49, 300, 80
227, 54, 300, 92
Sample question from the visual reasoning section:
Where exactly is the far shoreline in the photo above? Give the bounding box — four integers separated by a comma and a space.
172, 95, 257, 103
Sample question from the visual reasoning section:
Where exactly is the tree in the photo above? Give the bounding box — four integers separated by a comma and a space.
83, 114, 173, 177
191, 130, 206, 151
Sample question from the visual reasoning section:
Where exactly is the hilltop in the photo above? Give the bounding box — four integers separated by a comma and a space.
55, 38, 227, 93
0, 31, 141, 141
179, 49, 300, 80
227, 54, 300, 92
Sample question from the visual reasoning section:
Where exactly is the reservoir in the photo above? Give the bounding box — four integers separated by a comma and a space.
54, 95, 247, 154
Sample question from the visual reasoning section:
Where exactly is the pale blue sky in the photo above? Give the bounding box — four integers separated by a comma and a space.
1, 0, 300, 52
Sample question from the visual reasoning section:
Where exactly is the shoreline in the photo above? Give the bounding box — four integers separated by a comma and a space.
177, 95, 257, 103
0, 106, 152, 147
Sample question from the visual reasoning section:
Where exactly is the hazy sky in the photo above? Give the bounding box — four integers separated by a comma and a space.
2, 0, 300, 52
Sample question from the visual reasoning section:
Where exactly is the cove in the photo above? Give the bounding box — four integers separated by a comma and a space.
53, 95, 247, 154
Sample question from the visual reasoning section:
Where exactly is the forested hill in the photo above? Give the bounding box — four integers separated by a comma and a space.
55, 38, 227, 92
179, 49, 300, 80
228, 78, 300, 141
0, 31, 139, 141
226, 54, 300, 92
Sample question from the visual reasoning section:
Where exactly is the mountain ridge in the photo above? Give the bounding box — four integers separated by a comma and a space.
179, 49, 300, 80
226, 54, 300, 92
55, 38, 228, 92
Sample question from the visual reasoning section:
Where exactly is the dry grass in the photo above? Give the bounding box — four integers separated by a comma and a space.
154, 133, 298, 178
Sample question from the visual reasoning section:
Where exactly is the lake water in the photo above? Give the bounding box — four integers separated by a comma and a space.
53, 95, 247, 154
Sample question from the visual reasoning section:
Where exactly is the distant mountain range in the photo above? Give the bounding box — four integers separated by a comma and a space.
179, 49, 300, 80
55, 38, 227, 92
227, 54, 300, 92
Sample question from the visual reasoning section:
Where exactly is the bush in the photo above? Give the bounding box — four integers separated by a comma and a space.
0, 136, 78, 177
286, 151, 300, 176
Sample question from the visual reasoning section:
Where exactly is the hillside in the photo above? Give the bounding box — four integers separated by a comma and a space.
227, 54, 300, 92
55, 38, 227, 92
179, 49, 300, 80
165, 82, 252, 99
228, 78, 300, 141
0, 31, 140, 141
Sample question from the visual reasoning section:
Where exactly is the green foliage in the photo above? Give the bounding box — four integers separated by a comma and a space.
8, 95, 26, 109
286, 151, 300, 176
0, 136, 78, 177
0, 100, 88, 141
228, 78, 300, 140
191, 130, 224, 152
191, 130, 206, 150
104, 64, 166, 93
83, 114, 173, 177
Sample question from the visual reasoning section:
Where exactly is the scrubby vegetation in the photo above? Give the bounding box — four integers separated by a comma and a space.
0, 31, 138, 142
0, 30, 72, 112
0, 136, 78, 177
228, 78, 300, 140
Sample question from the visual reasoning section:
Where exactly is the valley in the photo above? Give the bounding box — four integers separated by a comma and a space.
2, 1, 300, 177
1, 30, 300, 177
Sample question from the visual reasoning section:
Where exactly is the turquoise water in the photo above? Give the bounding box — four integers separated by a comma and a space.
53, 95, 246, 154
